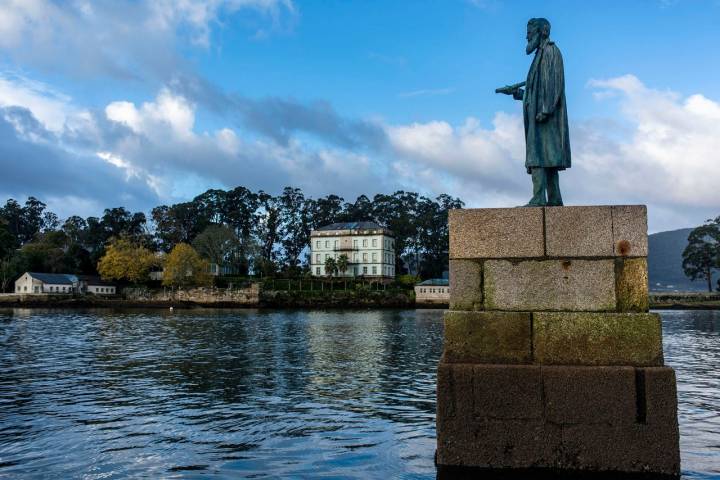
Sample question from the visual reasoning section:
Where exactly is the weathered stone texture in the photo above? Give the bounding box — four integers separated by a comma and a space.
543, 366, 637, 424
449, 260, 482, 310
483, 259, 616, 311
616, 257, 650, 312
612, 205, 648, 257
533, 312, 663, 366
472, 365, 543, 419
449, 208, 544, 259
436, 364, 680, 475
545, 206, 614, 257
443, 311, 531, 364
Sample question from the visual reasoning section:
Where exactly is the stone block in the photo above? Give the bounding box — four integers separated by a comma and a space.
449, 208, 544, 259
533, 312, 663, 366
612, 205, 648, 257
543, 366, 637, 425
473, 365, 542, 419
436, 418, 562, 469
449, 259, 482, 310
483, 259, 616, 311
545, 206, 614, 257
616, 258, 650, 312
643, 367, 679, 424
437, 362, 474, 422
560, 422, 680, 475
443, 311, 531, 364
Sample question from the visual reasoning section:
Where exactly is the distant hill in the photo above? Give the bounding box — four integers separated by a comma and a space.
648, 227, 716, 292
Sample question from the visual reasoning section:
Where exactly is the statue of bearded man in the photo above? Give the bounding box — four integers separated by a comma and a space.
498, 18, 571, 206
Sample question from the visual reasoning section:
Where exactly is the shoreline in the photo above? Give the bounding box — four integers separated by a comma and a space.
0, 299, 718, 310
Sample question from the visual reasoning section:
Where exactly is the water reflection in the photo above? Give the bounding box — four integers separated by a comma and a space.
0, 308, 717, 479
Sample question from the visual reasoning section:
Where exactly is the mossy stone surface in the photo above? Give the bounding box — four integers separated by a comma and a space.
533, 312, 663, 366
443, 311, 531, 364
616, 257, 649, 312
484, 259, 617, 311
449, 259, 483, 310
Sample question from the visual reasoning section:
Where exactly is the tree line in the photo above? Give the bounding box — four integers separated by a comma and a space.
0, 188, 463, 290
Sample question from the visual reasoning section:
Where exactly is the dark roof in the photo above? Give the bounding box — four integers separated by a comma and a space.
27, 272, 76, 284
316, 221, 385, 231
418, 279, 449, 286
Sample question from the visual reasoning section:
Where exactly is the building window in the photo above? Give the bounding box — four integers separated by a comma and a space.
372, 253, 377, 262
363, 253, 368, 261
316, 253, 320, 263
334, 240, 338, 248
316, 267, 320, 275
316, 240, 320, 249
372, 266, 377, 275
325, 254, 329, 260
363, 266, 368, 274
353, 240, 358, 248
372, 239, 377, 247
353, 253, 358, 262
363, 239, 368, 247
325, 240, 329, 248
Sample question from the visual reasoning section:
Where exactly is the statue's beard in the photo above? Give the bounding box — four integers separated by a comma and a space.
526, 35, 539, 55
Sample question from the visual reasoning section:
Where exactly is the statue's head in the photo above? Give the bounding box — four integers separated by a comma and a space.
526, 18, 551, 55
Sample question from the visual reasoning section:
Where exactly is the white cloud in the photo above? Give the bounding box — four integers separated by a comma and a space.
106, 89, 196, 141
0, 0, 296, 79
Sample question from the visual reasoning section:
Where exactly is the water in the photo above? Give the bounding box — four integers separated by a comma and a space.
0, 308, 717, 479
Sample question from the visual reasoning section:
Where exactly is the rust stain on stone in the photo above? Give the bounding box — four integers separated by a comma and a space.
561, 261, 572, 271
617, 239, 631, 256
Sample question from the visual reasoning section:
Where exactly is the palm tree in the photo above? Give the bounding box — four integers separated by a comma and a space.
337, 254, 349, 276
324, 257, 337, 277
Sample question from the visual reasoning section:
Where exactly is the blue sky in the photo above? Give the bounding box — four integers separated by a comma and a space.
0, 0, 718, 232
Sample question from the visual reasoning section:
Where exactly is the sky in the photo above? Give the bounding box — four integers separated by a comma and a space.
0, 0, 718, 232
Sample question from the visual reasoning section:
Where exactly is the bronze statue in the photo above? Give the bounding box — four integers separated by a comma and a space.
496, 18, 571, 206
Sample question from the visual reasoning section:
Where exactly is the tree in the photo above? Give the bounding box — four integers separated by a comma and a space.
310, 194, 345, 229
162, 243, 212, 287
324, 256, 337, 277
682, 218, 720, 292
97, 238, 157, 283
192, 225, 240, 272
337, 254, 349, 276
278, 187, 311, 271
0, 253, 26, 292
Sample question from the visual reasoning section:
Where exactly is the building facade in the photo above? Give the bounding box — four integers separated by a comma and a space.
14, 272, 116, 295
310, 221, 395, 278
415, 278, 450, 305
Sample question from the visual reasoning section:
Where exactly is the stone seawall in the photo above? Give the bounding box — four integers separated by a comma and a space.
122, 285, 260, 306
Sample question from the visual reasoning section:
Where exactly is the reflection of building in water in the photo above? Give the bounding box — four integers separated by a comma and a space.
305, 311, 386, 398
415, 279, 449, 305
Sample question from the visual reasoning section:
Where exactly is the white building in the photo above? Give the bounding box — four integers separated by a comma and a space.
415, 279, 450, 305
310, 221, 395, 279
14, 272, 116, 295
15, 272, 77, 294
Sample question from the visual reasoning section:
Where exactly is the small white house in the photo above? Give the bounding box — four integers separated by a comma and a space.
78, 276, 117, 295
415, 279, 450, 305
15, 272, 77, 294
14, 272, 117, 295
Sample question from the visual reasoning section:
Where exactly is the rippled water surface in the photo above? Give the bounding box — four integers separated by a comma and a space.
0, 308, 718, 479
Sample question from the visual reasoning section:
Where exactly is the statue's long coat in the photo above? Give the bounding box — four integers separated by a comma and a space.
520, 40, 571, 173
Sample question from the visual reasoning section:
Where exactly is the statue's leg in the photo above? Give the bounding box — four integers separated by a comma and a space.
546, 168, 564, 206
525, 167, 547, 206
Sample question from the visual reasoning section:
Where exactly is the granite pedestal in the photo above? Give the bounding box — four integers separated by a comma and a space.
437, 206, 680, 477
